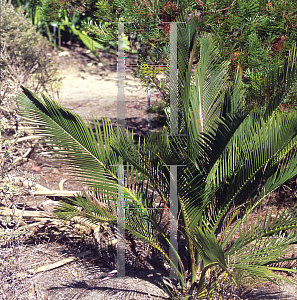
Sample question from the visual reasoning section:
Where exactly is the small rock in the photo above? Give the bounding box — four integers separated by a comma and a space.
59, 51, 70, 57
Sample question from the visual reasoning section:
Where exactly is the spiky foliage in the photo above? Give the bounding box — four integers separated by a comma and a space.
16, 13, 297, 299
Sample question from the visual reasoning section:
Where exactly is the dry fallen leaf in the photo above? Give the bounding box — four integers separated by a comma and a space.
59, 178, 68, 191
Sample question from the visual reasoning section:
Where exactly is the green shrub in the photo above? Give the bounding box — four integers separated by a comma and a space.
0, 0, 46, 208
0, 0, 62, 101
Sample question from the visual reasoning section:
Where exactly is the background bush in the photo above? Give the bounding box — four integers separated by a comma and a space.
63, 0, 296, 119
200, 0, 297, 110
0, 0, 62, 101
6, 0, 297, 114
0, 2, 44, 294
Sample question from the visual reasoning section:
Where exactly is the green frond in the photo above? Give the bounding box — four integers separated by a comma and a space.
220, 203, 297, 287
53, 192, 117, 225
191, 227, 227, 268
190, 33, 230, 133
209, 110, 297, 231
111, 127, 172, 203
16, 86, 140, 203
124, 205, 186, 285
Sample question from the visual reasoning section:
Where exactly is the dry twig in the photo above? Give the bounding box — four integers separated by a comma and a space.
14, 250, 92, 279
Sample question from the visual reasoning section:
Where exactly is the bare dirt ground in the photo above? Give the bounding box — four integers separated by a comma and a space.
50, 43, 165, 136
1, 44, 297, 300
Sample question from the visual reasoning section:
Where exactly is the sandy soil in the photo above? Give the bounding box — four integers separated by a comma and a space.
50, 44, 164, 136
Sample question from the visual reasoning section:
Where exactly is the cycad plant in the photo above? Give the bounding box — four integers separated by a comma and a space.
16, 13, 297, 299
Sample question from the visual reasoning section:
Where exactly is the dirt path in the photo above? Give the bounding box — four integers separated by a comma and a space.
51, 45, 163, 136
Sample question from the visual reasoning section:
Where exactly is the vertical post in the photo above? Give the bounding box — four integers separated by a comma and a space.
117, 22, 125, 133
117, 21, 126, 278
168, 25, 180, 278
169, 165, 178, 281
52, 24, 57, 51
170, 22, 178, 136
117, 164, 125, 277
58, 25, 61, 48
